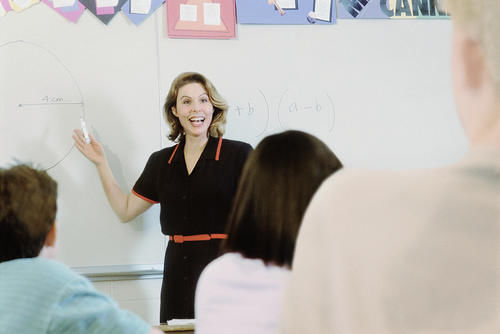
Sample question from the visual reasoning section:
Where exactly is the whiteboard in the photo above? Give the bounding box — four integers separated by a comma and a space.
0, 5, 468, 268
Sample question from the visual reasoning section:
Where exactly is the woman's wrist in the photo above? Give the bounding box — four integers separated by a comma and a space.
95, 157, 108, 169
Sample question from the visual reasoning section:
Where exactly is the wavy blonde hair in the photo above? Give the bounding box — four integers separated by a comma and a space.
445, 0, 500, 89
164, 72, 228, 142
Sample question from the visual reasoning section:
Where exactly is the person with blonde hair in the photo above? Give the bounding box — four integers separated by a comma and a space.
281, 1, 500, 333
73, 72, 252, 322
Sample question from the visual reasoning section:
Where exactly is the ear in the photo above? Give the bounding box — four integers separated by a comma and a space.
171, 106, 178, 117
44, 222, 57, 247
461, 36, 487, 90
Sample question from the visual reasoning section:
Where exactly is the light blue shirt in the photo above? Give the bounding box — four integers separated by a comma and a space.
0, 257, 151, 334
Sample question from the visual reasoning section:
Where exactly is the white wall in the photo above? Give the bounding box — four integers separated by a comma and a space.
93, 279, 162, 325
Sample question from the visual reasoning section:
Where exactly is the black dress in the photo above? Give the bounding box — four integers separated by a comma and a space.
132, 136, 252, 322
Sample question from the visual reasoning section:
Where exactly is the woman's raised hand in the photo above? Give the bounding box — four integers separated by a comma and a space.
72, 129, 106, 166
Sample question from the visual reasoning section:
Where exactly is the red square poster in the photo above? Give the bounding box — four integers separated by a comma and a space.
166, 0, 236, 39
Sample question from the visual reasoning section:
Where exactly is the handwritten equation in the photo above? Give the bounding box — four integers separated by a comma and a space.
228, 89, 270, 138
18, 95, 84, 108
228, 89, 336, 139
278, 89, 335, 134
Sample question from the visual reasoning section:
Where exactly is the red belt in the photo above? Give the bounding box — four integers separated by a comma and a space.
169, 234, 228, 244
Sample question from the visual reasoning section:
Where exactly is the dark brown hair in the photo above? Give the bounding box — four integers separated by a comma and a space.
164, 72, 228, 142
0, 164, 57, 263
222, 130, 343, 267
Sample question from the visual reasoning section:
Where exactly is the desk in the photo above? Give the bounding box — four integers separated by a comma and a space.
155, 324, 194, 333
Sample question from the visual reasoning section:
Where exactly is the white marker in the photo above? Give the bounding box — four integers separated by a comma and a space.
80, 117, 91, 144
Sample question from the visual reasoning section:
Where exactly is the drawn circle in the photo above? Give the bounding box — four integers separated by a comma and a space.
254, 89, 270, 137
0, 41, 84, 169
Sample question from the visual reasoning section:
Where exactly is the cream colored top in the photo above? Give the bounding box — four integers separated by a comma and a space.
281, 148, 500, 334
196, 253, 290, 334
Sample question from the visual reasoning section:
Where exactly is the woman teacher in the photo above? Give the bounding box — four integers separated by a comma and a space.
73, 72, 252, 322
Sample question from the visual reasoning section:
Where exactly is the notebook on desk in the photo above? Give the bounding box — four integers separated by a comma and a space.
156, 319, 195, 332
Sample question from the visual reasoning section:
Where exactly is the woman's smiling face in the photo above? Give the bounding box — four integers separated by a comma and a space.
172, 82, 214, 139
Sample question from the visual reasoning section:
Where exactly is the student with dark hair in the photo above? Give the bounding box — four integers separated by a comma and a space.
0, 164, 163, 334
194, 130, 343, 334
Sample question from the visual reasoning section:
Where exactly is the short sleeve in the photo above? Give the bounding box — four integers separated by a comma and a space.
133, 152, 160, 204
48, 277, 151, 334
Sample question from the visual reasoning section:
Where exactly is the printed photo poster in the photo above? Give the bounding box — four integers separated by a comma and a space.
236, 0, 336, 25
337, 0, 449, 19
166, 0, 236, 39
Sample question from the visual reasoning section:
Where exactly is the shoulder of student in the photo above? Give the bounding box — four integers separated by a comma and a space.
30, 257, 87, 286
301, 167, 450, 237
197, 253, 239, 287
293, 166, 452, 278
314, 167, 431, 203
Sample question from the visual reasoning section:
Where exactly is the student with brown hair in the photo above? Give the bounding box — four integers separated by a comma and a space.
281, 1, 500, 333
73, 72, 252, 322
0, 164, 163, 334
194, 130, 343, 334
